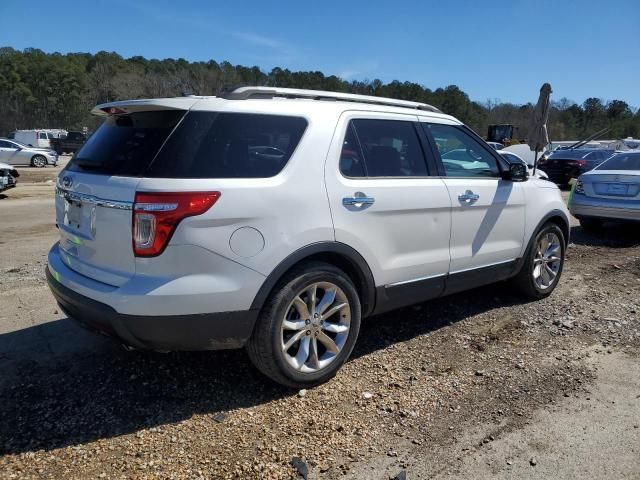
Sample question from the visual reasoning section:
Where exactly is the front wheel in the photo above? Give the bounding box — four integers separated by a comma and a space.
31, 155, 47, 168
514, 223, 565, 299
246, 262, 361, 388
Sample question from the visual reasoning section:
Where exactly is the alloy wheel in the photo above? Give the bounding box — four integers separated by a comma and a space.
280, 282, 351, 373
532, 232, 562, 290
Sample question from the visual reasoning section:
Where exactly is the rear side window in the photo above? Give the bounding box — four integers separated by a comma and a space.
344, 119, 428, 177
66, 110, 184, 175
147, 112, 307, 178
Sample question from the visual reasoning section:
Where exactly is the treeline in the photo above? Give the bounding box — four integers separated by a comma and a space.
1, 47, 638, 141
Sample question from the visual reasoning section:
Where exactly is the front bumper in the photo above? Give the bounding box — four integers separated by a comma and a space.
569, 195, 640, 222
46, 267, 258, 351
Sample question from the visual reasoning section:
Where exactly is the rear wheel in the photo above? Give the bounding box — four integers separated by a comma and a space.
31, 155, 47, 168
579, 217, 602, 232
514, 223, 565, 299
246, 262, 361, 388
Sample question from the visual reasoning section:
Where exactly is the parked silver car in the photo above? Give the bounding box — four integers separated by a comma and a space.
0, 138, 58, 167
569, 151, 640, 230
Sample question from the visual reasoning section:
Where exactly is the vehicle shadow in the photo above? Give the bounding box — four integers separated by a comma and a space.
569, 223, 640, 248
0, 284, 532, 456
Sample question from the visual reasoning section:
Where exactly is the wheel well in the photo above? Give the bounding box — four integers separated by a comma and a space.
250, 246, 376, 317
545, 215, 570, 246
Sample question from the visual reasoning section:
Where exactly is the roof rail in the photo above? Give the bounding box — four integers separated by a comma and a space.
222, 86, 442, 113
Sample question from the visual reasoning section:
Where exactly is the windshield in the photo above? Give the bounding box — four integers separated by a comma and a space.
597, 153, 640, 171
10, 140, 29, 148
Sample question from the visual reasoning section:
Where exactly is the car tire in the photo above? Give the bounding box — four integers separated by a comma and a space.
246, 262, 361, 388
31, 155, 47, 168
579, 217, 602, 232
514, 223, 565, 299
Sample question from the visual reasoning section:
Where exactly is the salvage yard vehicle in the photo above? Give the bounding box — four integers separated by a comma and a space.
569, 151, 640, 231
498, 150, 550, 180
0, 161, 19, 193
0, 138, 58, 167
50, 131, 87, 155
538, 148, 614, 186
46, 87, 570, 388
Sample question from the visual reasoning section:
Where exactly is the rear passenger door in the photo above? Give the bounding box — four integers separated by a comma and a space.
325, 112, 452, 312
421, 121, 525, 280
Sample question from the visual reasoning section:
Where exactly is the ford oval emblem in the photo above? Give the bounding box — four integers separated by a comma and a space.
62, 175, 73, 188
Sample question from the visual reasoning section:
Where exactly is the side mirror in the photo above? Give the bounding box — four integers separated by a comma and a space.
503, 162, 527, 182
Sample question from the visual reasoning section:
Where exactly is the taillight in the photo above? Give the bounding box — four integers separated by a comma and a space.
575, 179, 585, 194
133, 191, 221, 257
566, 159, 587, 167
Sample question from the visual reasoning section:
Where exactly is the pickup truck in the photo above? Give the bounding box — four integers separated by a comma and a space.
50, 131, 87, 155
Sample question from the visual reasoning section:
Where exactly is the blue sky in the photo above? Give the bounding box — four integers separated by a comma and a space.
2, 0, 639, 106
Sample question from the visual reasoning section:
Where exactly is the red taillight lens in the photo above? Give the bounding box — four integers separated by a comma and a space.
133, 191, 221, 257
566, 159, 587, 167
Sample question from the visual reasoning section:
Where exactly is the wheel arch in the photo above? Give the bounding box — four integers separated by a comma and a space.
250, 242, 377, 317
534, 209, 571, 246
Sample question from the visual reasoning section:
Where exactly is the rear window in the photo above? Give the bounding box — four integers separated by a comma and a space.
67, 110, 184, 175
598, 153, 640, 171
147, 112, 307, 178
549, 150, 591, 159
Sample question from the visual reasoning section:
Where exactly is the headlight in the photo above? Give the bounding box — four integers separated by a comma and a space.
575, 179, 585, 194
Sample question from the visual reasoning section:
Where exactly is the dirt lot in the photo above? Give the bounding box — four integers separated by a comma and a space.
0, 164, 639, 479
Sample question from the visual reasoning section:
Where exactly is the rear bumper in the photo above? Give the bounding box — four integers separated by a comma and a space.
47, 266, 258, 350
569, 195, 640, 222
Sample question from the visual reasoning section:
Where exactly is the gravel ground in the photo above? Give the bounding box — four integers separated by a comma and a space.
0, 170, 639, 479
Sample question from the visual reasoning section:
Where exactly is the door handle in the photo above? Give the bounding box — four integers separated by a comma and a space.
458, 190, 480, 204
343, 192, 375, 207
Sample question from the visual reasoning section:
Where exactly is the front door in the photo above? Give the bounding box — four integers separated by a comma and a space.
324, 112, 452, 312
0, 140, 20, 164
421, 121, 525, 276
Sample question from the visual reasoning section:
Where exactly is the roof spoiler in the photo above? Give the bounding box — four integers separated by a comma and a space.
91, 97, 200, 116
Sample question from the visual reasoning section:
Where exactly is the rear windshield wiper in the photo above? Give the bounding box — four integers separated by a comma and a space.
72, 157, 105, 169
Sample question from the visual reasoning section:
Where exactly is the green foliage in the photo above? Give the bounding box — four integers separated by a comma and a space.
0, 48, 638, 141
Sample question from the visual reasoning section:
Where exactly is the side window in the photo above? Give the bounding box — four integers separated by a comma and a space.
148, 112, 307, 179
351, 119, 428, 177
426, 123, 500, 177
0, 140, 10, 148
39, 132, 47, 140
339, 124, 366, 177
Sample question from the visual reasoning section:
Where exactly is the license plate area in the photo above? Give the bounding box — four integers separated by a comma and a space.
64, 197, 83, 229
606, 184, 628, 195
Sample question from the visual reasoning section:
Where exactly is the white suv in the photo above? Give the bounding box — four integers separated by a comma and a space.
47, 87, 569, 387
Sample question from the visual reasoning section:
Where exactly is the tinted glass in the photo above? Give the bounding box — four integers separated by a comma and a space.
340, 124, 366, 177
148, 112, 307, 178
351, 119, 427, 177
66, 110, 184, 175
0, 140, 12, 148
427, 124, 499, 177
549, 150, 593, 159
598, 154, 640, 171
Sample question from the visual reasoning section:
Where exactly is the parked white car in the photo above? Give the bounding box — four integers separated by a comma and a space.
498, 150, 549, 180
0, 138, 58, 167
46, 87, 570, 387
